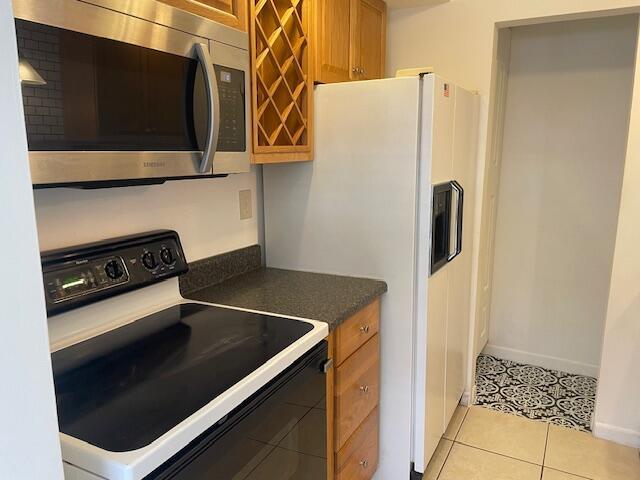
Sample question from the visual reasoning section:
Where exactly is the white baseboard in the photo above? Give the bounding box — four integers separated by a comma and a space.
593, 422, 640, 448
461, 389, 471, 407
482, 344, 600, 377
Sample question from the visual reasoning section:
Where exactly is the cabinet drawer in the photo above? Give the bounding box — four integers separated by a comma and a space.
335, 299, 380, 366
336, 406, 379, 480
335, 334, 379, 449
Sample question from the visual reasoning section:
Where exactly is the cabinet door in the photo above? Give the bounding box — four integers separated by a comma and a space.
314, 0, 353, 83
157, 0, 247, 31
350, 0, 386, 80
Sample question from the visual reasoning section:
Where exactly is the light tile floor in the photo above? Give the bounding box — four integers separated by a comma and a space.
425, 405, 640, 480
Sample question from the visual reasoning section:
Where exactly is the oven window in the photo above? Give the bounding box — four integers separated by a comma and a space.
15, 19, 202, 151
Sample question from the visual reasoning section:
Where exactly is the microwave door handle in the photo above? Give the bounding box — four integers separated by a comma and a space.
448, 180, 464, 262
195, 42, 220, 174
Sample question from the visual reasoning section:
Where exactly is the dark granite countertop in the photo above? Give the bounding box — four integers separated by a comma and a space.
182, 262, 387, 331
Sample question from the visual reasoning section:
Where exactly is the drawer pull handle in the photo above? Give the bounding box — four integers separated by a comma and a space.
359, 325, 370, 334
359, 459, 369, 468
360, 385, 370, 393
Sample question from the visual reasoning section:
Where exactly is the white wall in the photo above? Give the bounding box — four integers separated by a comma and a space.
486, 16, 636, 377
594, 20, 640, 446
34, 171, 261, 261
388, 0, 640, 92
388, 0, 640, 446
0, 0, 64, 477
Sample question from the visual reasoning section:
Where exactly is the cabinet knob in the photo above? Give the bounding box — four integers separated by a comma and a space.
359, 325, 370, 334
352, 67, 359, 73
360, 385, 370, 393
359, 459, 369, 468
359, 67, 365, 75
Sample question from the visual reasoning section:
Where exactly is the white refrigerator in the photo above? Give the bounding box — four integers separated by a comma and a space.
263, 74, 479, 478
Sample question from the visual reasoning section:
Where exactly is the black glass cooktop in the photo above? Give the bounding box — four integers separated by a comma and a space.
51, 303, 313, 452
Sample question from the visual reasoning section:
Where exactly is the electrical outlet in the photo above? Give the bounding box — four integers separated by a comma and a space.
239, 189, 252, 220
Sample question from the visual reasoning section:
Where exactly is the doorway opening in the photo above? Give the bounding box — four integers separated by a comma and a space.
470, 13, 638, 431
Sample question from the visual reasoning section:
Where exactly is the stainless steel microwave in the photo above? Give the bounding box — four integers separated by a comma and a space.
13, 0, 251, 187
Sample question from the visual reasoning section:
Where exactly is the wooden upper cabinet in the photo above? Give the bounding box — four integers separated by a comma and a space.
156, 0, 248, 31
315, 0, 352, 83
248, 0, 314, 164
350, 0, 386, 81
314, 0, 386, 84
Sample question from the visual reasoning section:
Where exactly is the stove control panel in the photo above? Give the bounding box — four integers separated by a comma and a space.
41, 230, 188, 316
44, 256, 129, 305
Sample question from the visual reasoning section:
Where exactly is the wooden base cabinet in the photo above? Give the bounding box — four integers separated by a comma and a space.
314, 0, 386, 84
326, 298, 381, 480
336, 407, 379, 480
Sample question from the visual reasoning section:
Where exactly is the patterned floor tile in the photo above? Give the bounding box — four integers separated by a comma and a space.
474, 354, 596, 432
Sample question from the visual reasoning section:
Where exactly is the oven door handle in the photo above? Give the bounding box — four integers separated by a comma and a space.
447, 180, 464, 262
195, 42, 220, 174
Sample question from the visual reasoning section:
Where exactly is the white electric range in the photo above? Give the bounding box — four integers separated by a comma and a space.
43, 231, 328, 480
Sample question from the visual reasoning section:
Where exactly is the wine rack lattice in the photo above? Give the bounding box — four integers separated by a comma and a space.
249, 0, 313, 161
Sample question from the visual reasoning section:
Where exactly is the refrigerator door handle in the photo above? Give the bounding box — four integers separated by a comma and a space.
447, 180, 464, 262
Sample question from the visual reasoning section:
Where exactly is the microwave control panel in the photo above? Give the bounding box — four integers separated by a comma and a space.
41, 231, 188, 315
215, 65, 246, 152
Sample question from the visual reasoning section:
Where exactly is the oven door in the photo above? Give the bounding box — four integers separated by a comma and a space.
14, 0, 250, 187
147, 341, 329, 480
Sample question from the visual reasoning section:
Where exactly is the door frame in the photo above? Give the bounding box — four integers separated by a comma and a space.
464, 7, 640, 406
463, 24, 511, 406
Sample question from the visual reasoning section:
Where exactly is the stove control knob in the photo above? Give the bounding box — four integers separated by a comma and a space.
160, 247, 174, 265
105, 260, 124, 280
142, 252, 157, 270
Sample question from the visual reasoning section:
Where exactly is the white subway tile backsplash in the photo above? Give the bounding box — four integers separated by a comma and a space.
16, 20, 65, 145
